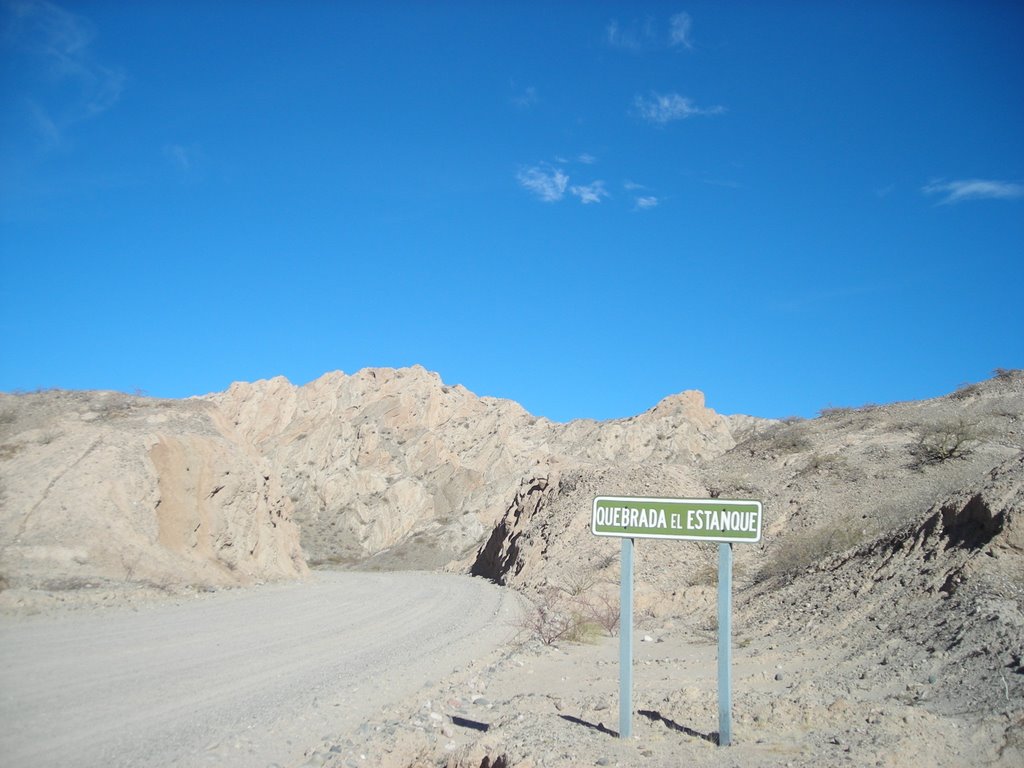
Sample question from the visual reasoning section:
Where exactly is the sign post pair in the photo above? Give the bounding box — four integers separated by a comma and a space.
591, 496, 763, 746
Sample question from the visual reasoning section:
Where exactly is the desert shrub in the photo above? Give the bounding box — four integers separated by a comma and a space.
911, 418, 982, 466
517, 576, 621, 643
707, 475, 761, 499
770, 427, 812, 454
515, 586, 584, 646
93, 395, 134, 419
0, 443, 23, 460
594, 552, 617, 570
804, 452, 842, 472
37, 429, 61, 445
757, 516, 864, 583
684, 542, 721, 585
565, 615, 604, 644
951, 382, 984, 400
576, 591, 621, 636
818, 406, 853, 418
799, 452, 863, 481
558, 571, 598, 597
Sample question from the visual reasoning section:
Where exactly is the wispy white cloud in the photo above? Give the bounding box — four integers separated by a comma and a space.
623, 180, 646, 191
669, 13, 693, 49
517, 162, 613, 206
162, 143, 207, 184
517, 164, 569, 202
634, 92, 725, 125
634, 196, 659, 210
511, 84, 538, 109
605, 18, 656, 51
578, 153, 597, 165
570, 181, 609, 204
163, 143, 193, 172
27, 101, 61, 146
5, 0, 125, 143
922, 178, 1024, 205
607, 13, 696, 51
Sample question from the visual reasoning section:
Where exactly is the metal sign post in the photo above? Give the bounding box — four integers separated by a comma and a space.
717, 542, 733, 746
619, 536, 634, 739
591, 496, 762, 746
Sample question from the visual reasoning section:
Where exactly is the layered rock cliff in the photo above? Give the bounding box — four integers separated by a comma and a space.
206, 365, 742, 568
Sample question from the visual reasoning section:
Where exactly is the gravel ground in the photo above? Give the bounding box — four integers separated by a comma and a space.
0, 571, 520, 768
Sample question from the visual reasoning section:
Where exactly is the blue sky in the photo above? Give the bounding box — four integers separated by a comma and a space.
1, 1, 1022, 422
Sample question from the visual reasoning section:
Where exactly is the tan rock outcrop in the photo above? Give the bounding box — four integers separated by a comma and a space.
206, 366, 742, 567
0, 390, 306, 590
0, 365, 758, 588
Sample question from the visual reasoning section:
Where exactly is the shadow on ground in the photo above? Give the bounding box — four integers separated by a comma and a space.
638, 709, 718, 744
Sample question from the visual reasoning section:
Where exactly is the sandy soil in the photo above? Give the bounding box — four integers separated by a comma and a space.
306, 600, 1021, 768
0, 572, 520, 768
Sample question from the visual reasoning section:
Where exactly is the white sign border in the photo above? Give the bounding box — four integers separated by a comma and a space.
592, 495, 763, 544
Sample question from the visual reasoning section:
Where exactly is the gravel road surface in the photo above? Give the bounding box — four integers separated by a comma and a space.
0, 572, 519, 768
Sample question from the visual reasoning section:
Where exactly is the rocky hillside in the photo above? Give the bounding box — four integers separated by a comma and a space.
451, 371, 1023, 766
0, 390, 307, 594
743, 451, 1023, 720
467, 370, 1023, 598
205, 365, 744, 569
2, 366, 1019, 611
0, 366, 749, 593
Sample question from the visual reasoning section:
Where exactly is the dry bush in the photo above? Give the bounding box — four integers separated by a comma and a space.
558, 571, 598, 597
799, 452, 864, 481
684, 542, 720, 585
757, 515, 865, 583
594, 552, 617, 570
0, 443, 24, 460
517, 576, 618, 643
951, 382, 984, 400
37, 429, 61, 446
911, 418, 982, 466
706, 475, 761, 499
576, 590, 621, 636
771, 427, 812, 454
514, 586, 583, 646
804, 452, 843, 472
818, 406, 854, 418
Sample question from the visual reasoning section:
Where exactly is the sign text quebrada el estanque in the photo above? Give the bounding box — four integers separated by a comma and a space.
591, 496, 762, 543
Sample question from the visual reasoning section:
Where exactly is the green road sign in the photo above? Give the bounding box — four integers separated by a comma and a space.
592, 496, 762, 544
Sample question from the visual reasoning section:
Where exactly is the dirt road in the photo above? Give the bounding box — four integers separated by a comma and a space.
0, 572, 519, 768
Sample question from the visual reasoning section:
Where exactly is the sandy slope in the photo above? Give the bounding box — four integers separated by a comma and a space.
0, 572, 519, 768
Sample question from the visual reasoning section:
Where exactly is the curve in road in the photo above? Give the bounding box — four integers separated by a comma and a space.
0, 571, 519, 768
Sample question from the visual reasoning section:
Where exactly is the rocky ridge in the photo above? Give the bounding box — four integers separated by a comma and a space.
467, 371, 1022, 592
0, 366, 748, 596
205, 365, 744, 569
0, 389, 307, 597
